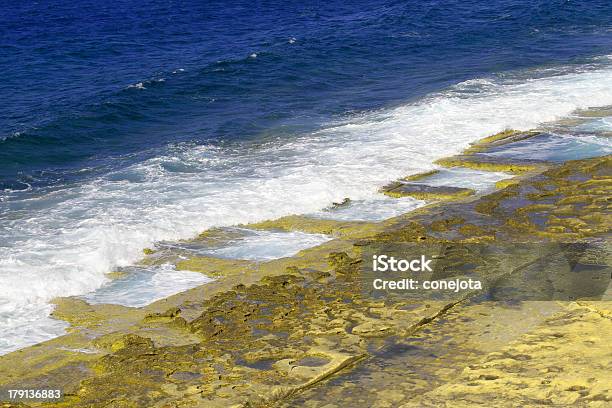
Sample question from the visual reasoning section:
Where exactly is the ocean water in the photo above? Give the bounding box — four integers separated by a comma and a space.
310, 196, 426, 222
82, 264, 213, 308
574, 116, 612, 133
157, 229, 332, 261
405, 168, 511, 191
1, 0, 612, 354
482, 132, 612, 162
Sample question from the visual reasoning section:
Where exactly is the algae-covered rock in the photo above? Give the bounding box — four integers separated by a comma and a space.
435, 155, 541, 173
463, 129, 540, 154
330, 197, 351, 209
383, 183, 475, 200
246, 214, 383, 239
403, 169, 440, 182
175, 256, 253, 277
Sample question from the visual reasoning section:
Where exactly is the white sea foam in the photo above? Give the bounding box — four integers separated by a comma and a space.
128, 82, 146, 89
0, 293, 69, 355
2, 57, 612, 354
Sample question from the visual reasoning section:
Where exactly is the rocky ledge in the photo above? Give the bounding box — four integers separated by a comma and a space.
0, 127, 610, 408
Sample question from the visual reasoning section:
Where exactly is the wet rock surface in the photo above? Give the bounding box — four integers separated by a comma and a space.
0, 127, 610, 407
383, 183, 475, 200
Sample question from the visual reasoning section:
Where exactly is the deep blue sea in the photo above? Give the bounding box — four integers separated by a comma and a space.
1, 0, 611, 353
2, 0, 612, 190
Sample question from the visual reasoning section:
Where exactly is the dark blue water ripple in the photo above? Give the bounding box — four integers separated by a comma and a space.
1, 0, 611, 191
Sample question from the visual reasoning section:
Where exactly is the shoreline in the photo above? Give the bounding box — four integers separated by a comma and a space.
1, 114, 611, 406
3, 63, 612, 356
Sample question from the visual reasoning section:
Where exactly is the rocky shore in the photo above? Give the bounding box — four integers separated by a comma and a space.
1, 120, 610, 407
